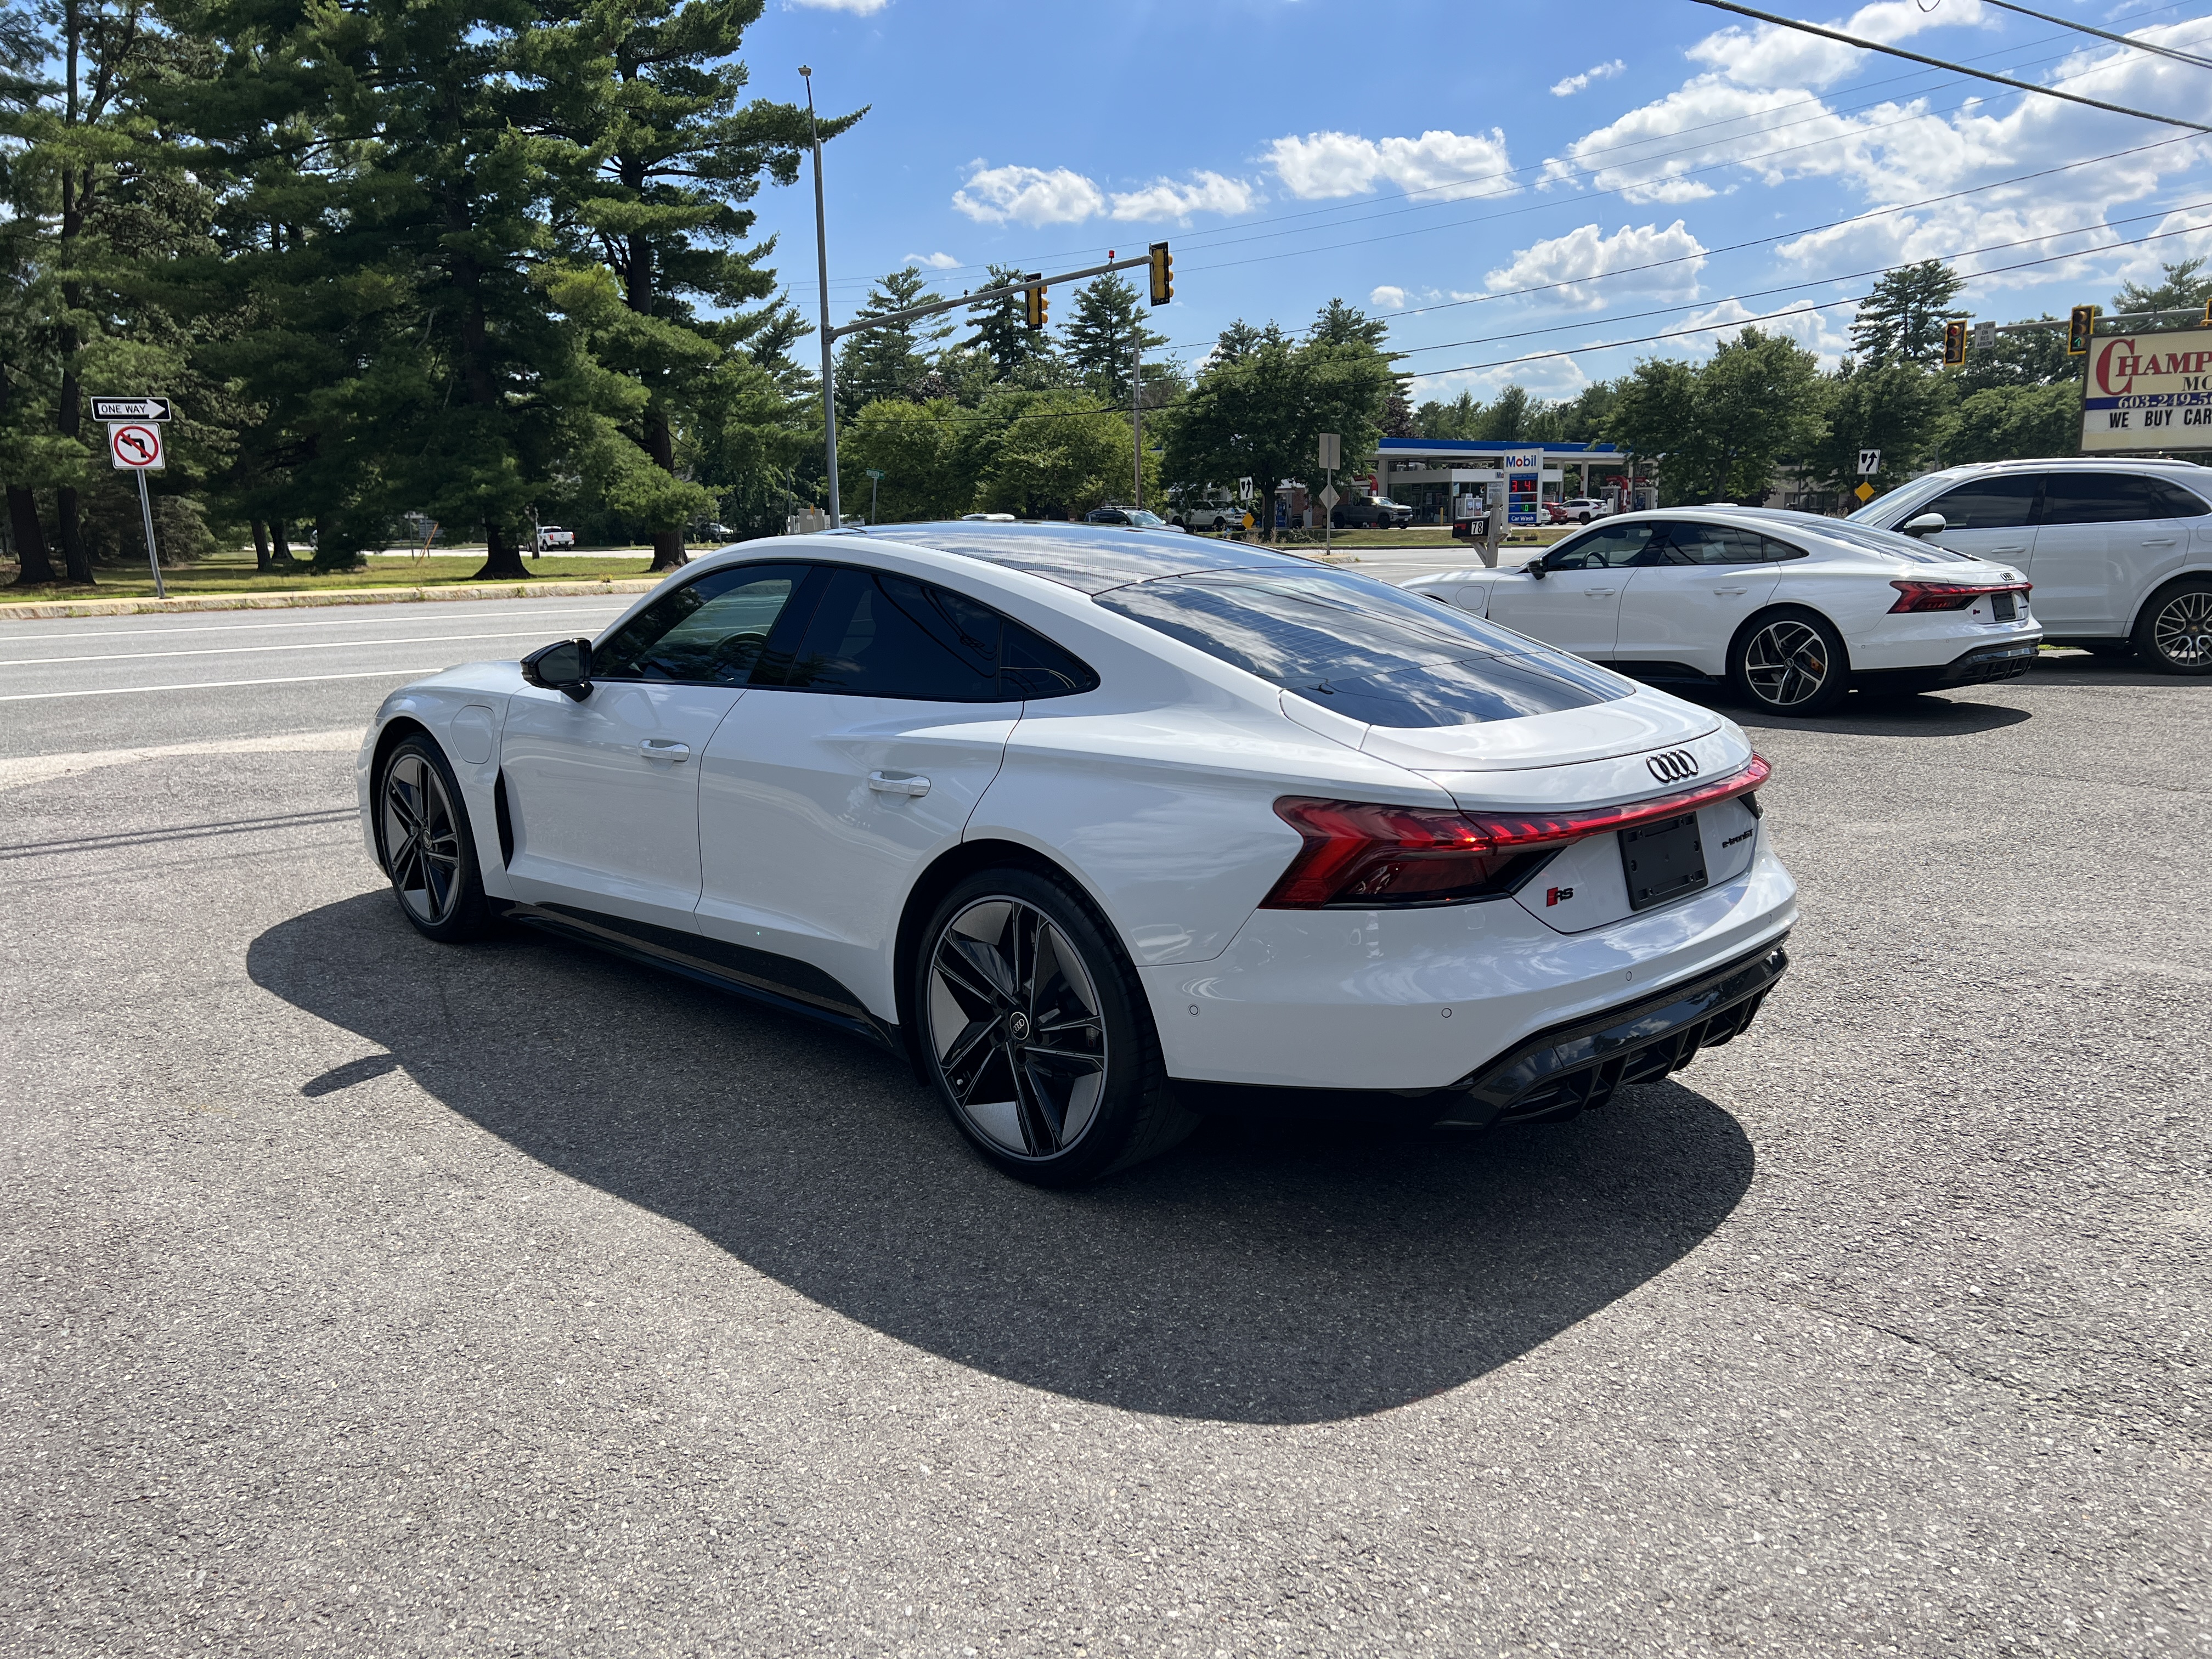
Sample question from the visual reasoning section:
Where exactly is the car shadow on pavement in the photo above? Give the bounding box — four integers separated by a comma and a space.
249, 893, 1756, 1426
1662, 679, 2034, 738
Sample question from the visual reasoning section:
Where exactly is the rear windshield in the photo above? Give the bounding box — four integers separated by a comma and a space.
1094, 567, 1630, 728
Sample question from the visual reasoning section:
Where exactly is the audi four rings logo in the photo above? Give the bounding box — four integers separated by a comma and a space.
1647, 749, 1700, 782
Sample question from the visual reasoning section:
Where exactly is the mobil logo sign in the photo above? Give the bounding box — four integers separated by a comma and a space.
2082, 329, 2212, 452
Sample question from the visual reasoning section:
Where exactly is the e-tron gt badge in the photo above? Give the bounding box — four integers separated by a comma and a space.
1646, 749, 1700, 783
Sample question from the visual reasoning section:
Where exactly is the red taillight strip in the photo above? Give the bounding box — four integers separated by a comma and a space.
1888, 579, 2032, 614
1456, 753, 1771, 850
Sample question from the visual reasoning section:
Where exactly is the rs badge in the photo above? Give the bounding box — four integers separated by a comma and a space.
1546, 887, 1575, 906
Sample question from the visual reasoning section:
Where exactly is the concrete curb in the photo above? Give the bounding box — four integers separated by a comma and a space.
1, 576, 667, 620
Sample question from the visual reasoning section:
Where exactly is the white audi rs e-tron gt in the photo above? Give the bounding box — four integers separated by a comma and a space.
358, 523, 1797, 1184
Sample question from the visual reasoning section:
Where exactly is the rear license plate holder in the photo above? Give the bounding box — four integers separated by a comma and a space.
1621, 812, 1707, 911
1992, 592, 2017, 622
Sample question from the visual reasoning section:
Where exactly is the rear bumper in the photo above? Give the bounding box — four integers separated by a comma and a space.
1857, 636, 2040, 691
1176, 936, 1789, 1128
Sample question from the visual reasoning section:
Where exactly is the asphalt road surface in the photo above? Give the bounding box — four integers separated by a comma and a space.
2, 595, 2205, 1657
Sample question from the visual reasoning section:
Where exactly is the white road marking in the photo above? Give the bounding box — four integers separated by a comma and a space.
0, 629, 570, 667
0, 728, 363, 791
0, 668, 443, 702
0, 603, 629, 645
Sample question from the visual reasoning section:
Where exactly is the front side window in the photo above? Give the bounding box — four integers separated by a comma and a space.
2042, 472, 2207, 526
1925, 475, 2043, 530
1096, 567, 1629, 729
1546, 523, 1661, 569
594, 563, 808, 684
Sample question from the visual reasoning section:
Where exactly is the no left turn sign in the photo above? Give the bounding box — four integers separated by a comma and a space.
109, 422, 165, 470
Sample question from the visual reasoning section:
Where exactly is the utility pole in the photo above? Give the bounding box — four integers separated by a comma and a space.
801, 67, 839, 528
1131, 334, 1142, 507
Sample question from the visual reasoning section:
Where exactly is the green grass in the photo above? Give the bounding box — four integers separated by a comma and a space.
0, 551, 661, 603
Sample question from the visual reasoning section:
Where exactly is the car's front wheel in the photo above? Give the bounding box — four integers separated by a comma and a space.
1729, 608, 1850, 716
2135, 579, 2212, 675
376, 734, 492, 941
916, 868, 1194, 1185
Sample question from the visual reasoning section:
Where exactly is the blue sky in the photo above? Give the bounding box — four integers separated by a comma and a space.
737, 0, 2212, 404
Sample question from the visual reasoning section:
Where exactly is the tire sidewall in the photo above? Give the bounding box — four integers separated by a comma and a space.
376, 733, 490, 941
913, 867, 1155, 1186
1728, 606, 1851, 716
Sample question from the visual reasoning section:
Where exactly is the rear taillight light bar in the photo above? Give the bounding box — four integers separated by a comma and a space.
1262, 755, 1772, 910
1888, 579, 2031, 614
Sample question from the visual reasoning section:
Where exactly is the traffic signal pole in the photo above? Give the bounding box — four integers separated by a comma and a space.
800, 67, 841, 528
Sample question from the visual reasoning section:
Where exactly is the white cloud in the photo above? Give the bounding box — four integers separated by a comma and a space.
951, 163, 1106, 227
1108, 171, 1258, 222
1370, 285, 1408, 310
787, 0, 888, 12
1686, 0, 1988, 92
1550, 59, 1626, 97
1487, 221, 1709, 308
1265, 128, 1518, 202
904, 251, 961, 269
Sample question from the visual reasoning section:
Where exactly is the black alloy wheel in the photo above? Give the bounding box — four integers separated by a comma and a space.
1729, 608, 1851, 716
916, 868, 1194, 1186
2135, 579, 2212, 674
377, 735, 492, 941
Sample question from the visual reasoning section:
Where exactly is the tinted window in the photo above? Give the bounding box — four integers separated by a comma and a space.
2147, 478, 2212, 518
772, 568, 1002, 700
1547, 523, 1660, 569
595, 563, 807, 684
1926, 476, 2042, 530
1658, 523, 1770, 565
1094, 568, 1629, 729
2042, 472, 2207, 526
1002, 623, 1099, 698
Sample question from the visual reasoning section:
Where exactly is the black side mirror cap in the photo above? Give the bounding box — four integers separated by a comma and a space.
522, 638, 594, 701
1526, 559, 1548, 579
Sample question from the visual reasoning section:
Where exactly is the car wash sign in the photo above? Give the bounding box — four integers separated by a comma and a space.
2081, 329, 2212, 452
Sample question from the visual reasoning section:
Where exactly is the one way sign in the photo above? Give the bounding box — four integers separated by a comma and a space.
91, 396, 172, 422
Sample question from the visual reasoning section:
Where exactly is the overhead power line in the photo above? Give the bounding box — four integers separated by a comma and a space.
1684, 0, 2212, 131
1977, 0, 2212, 70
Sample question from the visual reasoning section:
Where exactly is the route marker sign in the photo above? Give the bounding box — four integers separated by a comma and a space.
109, 422, 165, 470
92, 396, 172, 422
1857, 448, 1882, 476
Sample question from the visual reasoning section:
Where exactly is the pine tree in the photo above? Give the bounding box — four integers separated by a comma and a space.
836, 267, 950, 420
2112, 257, 2212, 318
1850, 260, 1963, 367
1062, 272, 1165, 403
961, 261, 1052, 380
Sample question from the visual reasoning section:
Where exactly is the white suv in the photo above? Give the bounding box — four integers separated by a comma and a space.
1849, 459, 2212, 673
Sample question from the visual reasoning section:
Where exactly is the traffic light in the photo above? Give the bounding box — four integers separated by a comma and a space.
1943, 319, 1968, 368
1148, 241, 1173, 307
2067, 304, 2097, 355
1023, 274, 1047, 331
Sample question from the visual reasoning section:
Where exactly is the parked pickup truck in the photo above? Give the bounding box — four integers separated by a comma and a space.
1330, 495, 1415, 530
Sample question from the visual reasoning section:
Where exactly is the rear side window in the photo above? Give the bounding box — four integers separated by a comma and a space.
1659, 523, 1775, 565
2043, 472, 2209, 524
1095, 568, 1629, 729
2145, 478, 2212, 518
1926, 475, 2042, 529
754, 566, 1097, 702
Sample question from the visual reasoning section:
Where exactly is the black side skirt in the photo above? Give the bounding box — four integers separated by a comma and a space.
499, 900, 901, 1053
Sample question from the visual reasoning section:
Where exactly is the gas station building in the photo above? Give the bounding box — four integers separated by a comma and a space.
1369, 438, 1647, 527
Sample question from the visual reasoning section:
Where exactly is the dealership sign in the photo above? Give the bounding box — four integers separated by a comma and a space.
2081, 329, 2212, 452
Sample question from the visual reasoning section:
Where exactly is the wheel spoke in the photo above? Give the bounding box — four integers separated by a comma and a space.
934, 939, 1008, 1013
1021, 1044, 1105, 1070
939, 1016, 998, 1090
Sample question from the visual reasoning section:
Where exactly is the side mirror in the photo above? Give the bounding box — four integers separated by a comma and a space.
522, 638, 594, 701
1526, 558, 1548, 579
1902, 512, 1946, 538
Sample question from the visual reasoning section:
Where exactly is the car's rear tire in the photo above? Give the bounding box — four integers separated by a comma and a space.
915, 868, 1196, 1186
1728, 607, 1851, 716
2133, 579, 2212, 675
376, 734, 492, 941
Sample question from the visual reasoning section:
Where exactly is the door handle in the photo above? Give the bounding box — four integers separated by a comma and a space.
2141, 537, 2179, 546
868, 771, 932, 797
1988, 544, 2026, 553
1714, 586, 1748, 596
1585, 587, 1617, 597
639, 738, 690, 763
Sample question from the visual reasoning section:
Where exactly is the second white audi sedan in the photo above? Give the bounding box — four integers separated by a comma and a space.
1404, 507, 2043, 715
359, 524, 1796, 1184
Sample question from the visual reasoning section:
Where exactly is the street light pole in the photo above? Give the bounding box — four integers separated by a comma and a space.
800, 67, 840, 528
